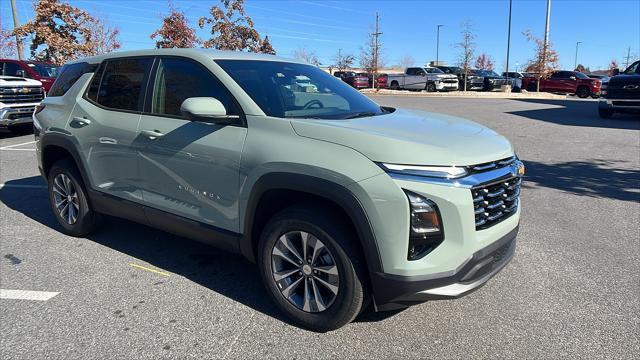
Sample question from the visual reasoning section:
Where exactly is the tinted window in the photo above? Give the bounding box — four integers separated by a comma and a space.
623, 61, 639, 74
95, 58, 152, 111
26, 62, 59, 77
216, 60, 384, 119
86, 62, 106, 102
3, 62, 22, 77
150, 57, 239, 117
48, 62, 97, 97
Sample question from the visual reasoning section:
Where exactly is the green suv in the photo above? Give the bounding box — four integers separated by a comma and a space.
34, 49, 523, 331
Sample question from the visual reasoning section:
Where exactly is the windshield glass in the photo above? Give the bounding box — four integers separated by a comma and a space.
216, 60, 384, 120
425, 67, 444, 74
26, 62, 59, 77
574, 72, 589, 79
476, 70, 500, 77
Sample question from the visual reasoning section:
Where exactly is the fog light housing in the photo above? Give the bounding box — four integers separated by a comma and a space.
405, 191, 444, 260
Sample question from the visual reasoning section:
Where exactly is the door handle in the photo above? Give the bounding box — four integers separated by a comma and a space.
141, 129, 165, 140
71, 117, 91, 127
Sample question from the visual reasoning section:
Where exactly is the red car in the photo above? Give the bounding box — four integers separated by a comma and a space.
522, 70, 601, 98
333, 71, 369, 89
0, 59, 60, 93
357, 72, 388, 88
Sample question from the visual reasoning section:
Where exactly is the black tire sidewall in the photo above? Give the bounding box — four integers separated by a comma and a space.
48, 160, 96, 237
258, 208, 365, 332
577, 86, 589, 98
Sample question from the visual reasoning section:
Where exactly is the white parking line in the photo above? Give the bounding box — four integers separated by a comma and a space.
0, 140, 36, 151
0, 289, 59, 301
0, 184, 47, 190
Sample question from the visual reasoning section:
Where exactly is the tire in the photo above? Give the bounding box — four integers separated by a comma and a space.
576, 86, 590, 98
527, 83, 537, 92
513, 86, 521, 93
390, 81, 399, 90
258, 206, 367, 332
47, 159, 98, 237
598, 107, 614, 119
425, 82, 436, 92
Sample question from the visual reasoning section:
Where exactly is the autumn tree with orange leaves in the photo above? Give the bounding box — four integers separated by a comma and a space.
475, 53, 494, 70
198, 0, 275, 54
13, 0, 120, 65
151, 4, 199, 48
0, 25, 16, 58
523, 29, 559, 91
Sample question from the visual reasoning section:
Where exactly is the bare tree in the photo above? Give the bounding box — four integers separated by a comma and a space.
475, 53, 494, 70
359, 29, 385, 75
333, 49, 355, 72
455, 20, 476, 91
151, 4, 199, 48
398, 54, 414, 69
198, 0, 275, 54
13, 0, 99, 64
0, 25, 16, 58
292, 46, 320, 65
523, 29, 559, 91
87, 17, 120, 55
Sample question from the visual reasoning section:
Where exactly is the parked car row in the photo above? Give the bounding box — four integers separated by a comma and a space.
0, 59, 56, 133
521, 70, 601, 98
387, 67, 459, 92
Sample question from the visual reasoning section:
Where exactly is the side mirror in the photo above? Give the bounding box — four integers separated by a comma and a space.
612, 68, 620, 76
15, 69, 27, 78
180, 97, 239, 124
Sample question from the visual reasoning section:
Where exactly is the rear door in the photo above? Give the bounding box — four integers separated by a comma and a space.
68, 56, 154, 204
136, 56, 247, 233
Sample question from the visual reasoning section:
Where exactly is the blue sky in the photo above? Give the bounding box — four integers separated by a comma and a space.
2, 0, 639, 71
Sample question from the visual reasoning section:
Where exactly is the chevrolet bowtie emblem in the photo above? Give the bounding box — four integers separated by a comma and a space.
623, 84, 639, 90
18, 87, 30, 94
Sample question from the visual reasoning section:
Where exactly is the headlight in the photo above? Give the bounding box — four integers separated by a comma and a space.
379, 163, 468, 179
405, 191, 444, 260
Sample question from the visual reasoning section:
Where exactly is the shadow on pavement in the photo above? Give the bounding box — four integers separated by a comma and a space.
510, 99, 640, 130
522, 159, 640, 202
0, 176, 399, 329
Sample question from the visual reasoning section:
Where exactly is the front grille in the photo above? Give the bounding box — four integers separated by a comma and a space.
5, 106, 35, 120
0, 89, 44, 104
467, 156, 516, 174
472, 176, 521, 230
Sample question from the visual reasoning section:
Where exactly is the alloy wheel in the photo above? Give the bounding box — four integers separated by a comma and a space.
52, 173, 80, 225
271, 231, 339, 313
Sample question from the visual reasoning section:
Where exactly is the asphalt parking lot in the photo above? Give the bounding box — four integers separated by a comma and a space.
1, 97, 638, 359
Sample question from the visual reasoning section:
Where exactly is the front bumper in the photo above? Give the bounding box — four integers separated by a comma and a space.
0, 105, 37, 128
436, 81, 459, 91
600, 98, 640, 111
371, 226, 517, 310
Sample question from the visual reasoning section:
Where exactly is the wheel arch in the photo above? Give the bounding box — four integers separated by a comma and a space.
40, 133, 90, 188
239, 172, 384, 275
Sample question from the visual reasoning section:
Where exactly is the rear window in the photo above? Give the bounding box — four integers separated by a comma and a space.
48, 62, 96, 97
91, 57, 153, 112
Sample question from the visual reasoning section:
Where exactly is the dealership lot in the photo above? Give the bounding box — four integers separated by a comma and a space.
1, 97, 638, 358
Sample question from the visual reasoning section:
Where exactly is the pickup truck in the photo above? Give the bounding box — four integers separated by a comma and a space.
0, 58, 59, 93
521, 70, 601, 98
388, 67, 459, 92
598, 60, 640, 118
0, 75, 45, 132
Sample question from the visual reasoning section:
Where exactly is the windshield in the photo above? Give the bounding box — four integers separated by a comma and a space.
623, 61, 639, 74
216, 60, 384, 119
574, 72, 589, 79
475, 70, 499, 77
425, 67, 444, 74
26, 62, 59, 77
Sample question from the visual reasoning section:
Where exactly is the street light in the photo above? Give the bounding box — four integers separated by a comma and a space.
574, 41, 582, 70
436, 25, 444, 65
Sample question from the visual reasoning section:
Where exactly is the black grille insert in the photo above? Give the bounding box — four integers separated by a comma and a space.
472, 176, 521, 230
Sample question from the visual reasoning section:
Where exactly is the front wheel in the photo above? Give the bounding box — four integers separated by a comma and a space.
576, 86, 590, 98
425, 82, 436, 92
258, 206, 367, 332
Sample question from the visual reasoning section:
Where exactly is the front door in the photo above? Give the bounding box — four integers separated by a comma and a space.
136, 57, 247, 234
68, 57, 154, 204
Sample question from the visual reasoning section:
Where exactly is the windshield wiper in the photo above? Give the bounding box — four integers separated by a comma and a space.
342, 111, 378, 119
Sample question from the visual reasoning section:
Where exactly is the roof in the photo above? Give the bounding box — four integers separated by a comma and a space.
68, 48, 304, 65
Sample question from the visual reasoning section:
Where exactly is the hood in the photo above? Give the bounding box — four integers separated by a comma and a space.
608, 73, 640, 85
434, 74, 458, 80
0, 76, 43, 87
290, 108, 514, 166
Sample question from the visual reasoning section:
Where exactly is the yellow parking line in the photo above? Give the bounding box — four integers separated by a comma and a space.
128, 263, 171, 277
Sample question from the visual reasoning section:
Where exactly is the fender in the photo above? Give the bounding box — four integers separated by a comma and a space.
39, 131, 91, 189
239, 172, 384, 274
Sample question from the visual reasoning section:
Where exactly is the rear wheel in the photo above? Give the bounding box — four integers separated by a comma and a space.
576, 86, 590, 98
598, 107, 614, 119
47, 159, 98, 237
258, 206, 367, 332
389, 81, 399, 90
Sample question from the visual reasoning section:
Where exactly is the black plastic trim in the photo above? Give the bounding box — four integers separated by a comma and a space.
371, 225, 519, 310
239, 173, 384, 274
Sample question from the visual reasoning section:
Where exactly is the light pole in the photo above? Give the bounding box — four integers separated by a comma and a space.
505, 0, 513, 88
574, 41, 582, 70
436, 24, 443, 65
